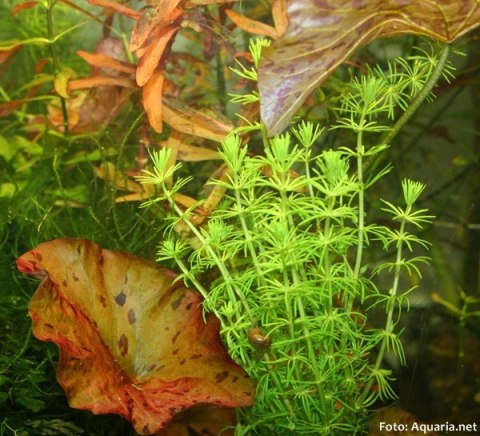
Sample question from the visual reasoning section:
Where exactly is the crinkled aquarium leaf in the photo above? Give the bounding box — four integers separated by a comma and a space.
258, 0, 480, 136
16, 239, 253, 435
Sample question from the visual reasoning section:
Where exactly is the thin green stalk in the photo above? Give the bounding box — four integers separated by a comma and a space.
304, 150, 317, 211
322, 197, 335, 314
381, 44, 450, 146
233, 182, 264, 286
116, 111, 145, 168
278, 175, 329, 419
224, 256, 294, 416
161, 184, 254, 322
230, 174, 297, 416
216, 50, 227, 113
353, 116, 366, 281
52, 141, 77, 231
358, 219, 406, 405
456, 301, 467, 384
4, 329, 32, 371
367, 44, 451, 178
111, 111, 145, 235
46, 0, 69, 137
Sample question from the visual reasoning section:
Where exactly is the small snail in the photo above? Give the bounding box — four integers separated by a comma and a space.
248, 327, 272, 349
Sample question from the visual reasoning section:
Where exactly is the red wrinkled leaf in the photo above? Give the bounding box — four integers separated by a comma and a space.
17, 239, 253, 434
258, 0, 480, 136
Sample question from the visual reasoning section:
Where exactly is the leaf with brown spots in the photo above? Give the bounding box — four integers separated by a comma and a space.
16, 239, 253, 435
225, 9, 278, 39
225, 0, 288, 40
130, 1, 182, 52
163, 98, 234, 142
258, 0, 480, 136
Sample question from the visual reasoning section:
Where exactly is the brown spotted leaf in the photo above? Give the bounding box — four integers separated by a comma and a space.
130, 1, 182, 52
258, 0, 480, 136
225, 9, 279, 39
16, 239, 253, 435
163, 98, 234, 142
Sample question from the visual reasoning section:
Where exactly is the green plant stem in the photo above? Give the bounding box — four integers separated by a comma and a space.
161, 185, 254, 322
456, 300, 467, 383
278, 176, 329, 419
353, 116, 366, 281
167, 181, 297, 417
322, 197, 335, 314
216, 49, 227, 113
233, 180, 264, 288
381, 43, 450, 147
358, 218, 406, 405
304, 150, 316, 207
116, 111, 145, 168
46, 0, 69, 137
366, 44, 451, 177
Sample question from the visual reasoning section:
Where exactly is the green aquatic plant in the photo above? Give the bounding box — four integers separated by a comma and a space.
136, 40, 450, 433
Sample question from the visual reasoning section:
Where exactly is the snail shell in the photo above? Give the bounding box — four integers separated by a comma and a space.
248, 327, 272, 349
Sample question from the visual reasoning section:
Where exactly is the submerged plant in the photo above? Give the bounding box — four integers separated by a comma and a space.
137, 40, 448, 433
6, 0, 478, 432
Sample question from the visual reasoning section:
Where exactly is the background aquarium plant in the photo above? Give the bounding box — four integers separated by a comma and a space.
1, 0, 480, 434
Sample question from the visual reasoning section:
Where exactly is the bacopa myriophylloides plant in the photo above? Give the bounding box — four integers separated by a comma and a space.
137, 40, 448, 434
